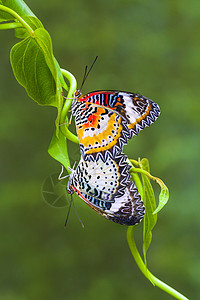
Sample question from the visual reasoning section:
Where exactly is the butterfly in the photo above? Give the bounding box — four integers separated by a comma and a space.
71, 90, 160, 162
67, 153, 145, 225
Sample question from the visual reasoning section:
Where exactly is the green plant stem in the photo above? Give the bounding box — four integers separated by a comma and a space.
0, 21, 23, 30
61, 69, 77, 120
129, 158, 140, 167
0, 5, 34, 34
131, 167, 168, 196
131, 167, 162, 183
59, 69, 79, 144
127, 226, 189, 300
59, 120, 79, 144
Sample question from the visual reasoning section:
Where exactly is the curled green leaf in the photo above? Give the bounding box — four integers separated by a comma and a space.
153, 182, 169, 214
131, 160, 169, 215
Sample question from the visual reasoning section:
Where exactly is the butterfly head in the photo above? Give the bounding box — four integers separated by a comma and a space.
74, 89, 82, 98
71, 89, 83, 108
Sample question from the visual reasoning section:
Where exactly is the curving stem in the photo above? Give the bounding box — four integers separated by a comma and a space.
127, 226, 189, 300
59, 69, 79, 144
0, 5, 34, 35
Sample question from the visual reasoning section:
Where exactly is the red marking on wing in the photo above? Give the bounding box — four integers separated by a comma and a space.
72, 186, 99, 210
105, 93, 109, 107
80, 91, 113, 103
87, 114, 98, 126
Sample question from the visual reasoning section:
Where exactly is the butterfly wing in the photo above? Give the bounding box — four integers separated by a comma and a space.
72, 90, 160, 160
72, 100, 129, 161
68, 154, 145, 225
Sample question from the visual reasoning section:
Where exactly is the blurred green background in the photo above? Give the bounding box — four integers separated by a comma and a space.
0, 0, 199, 299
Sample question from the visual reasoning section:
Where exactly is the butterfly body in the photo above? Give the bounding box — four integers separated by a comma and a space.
67, 89, 160, 225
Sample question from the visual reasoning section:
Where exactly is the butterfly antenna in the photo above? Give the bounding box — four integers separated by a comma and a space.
80, 56, 98, 90
64, 194, 84, 229
80, 65, 88, 91
64, 194, 73, 228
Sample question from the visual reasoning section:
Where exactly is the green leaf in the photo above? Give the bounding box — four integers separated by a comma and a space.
14, 16, 43, 39
10, 33, 57, 106
131, 160, 169, 215
153, 183, 169, 214
1, 3, 69, 136
10, 27, 63, 112
33, 28, 64, 128
48, 129, 71, 171
10, 27, 64, 135
140, 158, 157, 265
0, 0, 35, 21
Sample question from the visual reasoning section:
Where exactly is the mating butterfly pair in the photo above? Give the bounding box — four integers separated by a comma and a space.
67, 90, 160, 225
